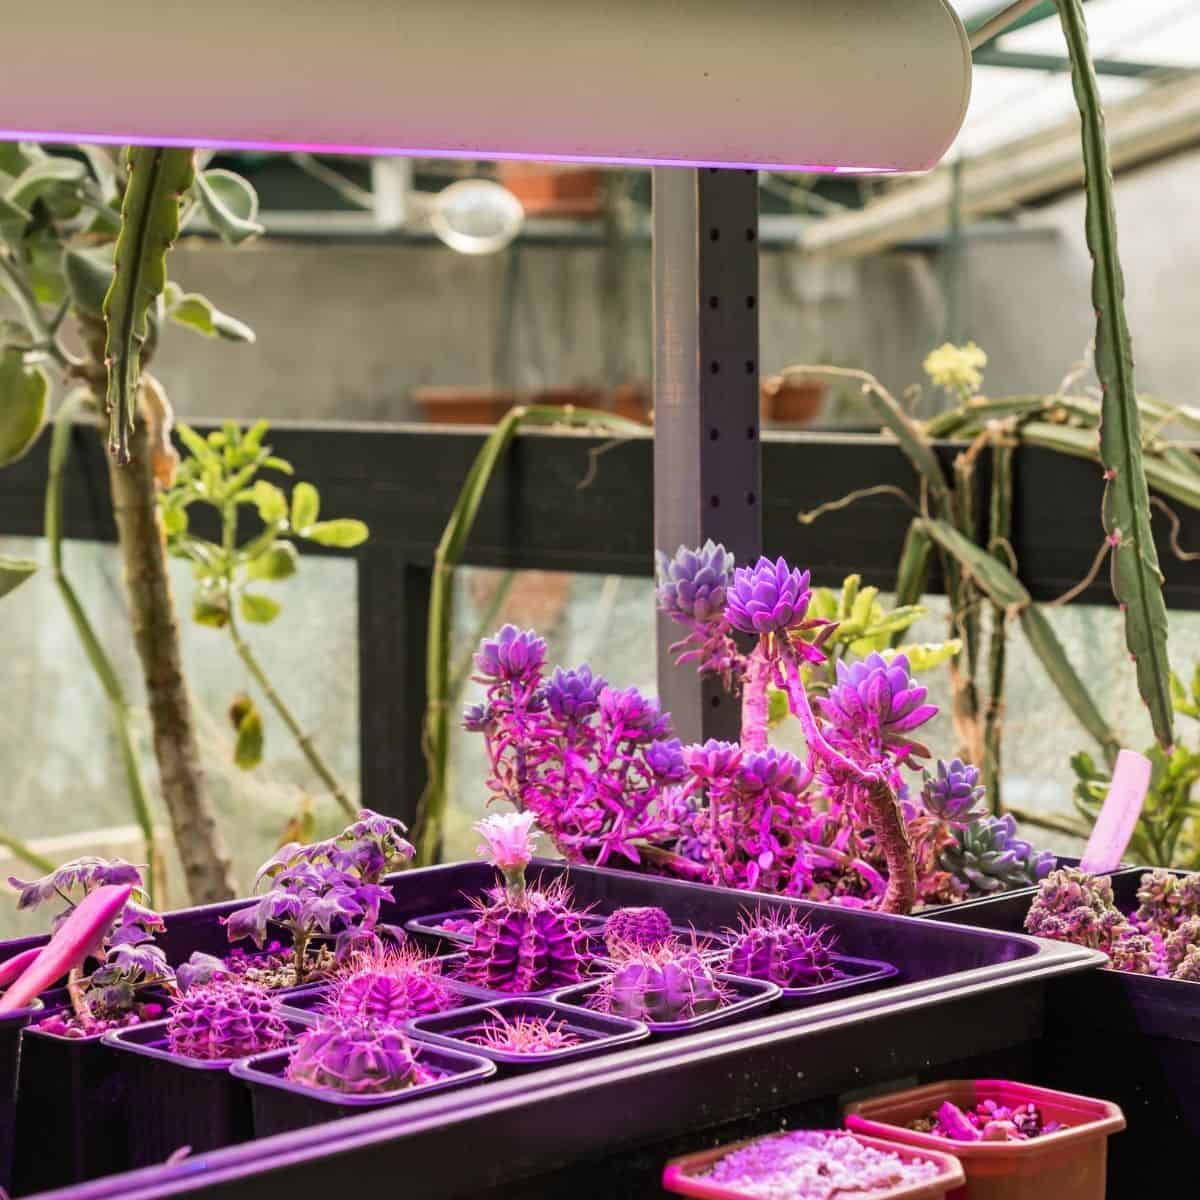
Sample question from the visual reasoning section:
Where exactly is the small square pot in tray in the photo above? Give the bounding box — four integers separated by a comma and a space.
405, 906, 608, 947
230, 1038, 495, 1136
707, 952, 900, 1006
550, 972, 780, 1036
436, 950, 612, 998
409, 997, 648, 1068
277, 972, 497, 1020
104, 1015, 311, 1166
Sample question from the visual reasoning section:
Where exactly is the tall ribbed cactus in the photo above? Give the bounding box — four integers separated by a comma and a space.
1055, 0, 1173, 750
102, 147, 194, 464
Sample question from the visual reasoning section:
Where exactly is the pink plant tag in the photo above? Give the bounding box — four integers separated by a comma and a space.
1080, 749, 1152, 875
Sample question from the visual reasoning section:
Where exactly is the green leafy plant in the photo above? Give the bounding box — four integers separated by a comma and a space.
161, 420, 367, 819
0, 141, 262, 902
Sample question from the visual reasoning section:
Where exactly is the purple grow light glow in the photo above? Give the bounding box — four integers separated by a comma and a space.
0, 127, 900, 174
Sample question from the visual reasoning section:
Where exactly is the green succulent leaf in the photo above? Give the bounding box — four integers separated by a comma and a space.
0, 554, 36, 600
163, 282, 256, 343
252, 481, 289, 524
193, 590, 230, 628
5, 156, 86, 210
0, 195, 31, 244
64, 247, 115, 318
194, 169, 264, 245
161, 506, 188, 537
240, 591, 281, 624
229, 693, 265, 770
0, 348, 48, 466
290, 482, 319, 531
301, 519, 369, 549
886, 640, 962, 672
247, 542, 299, 581
767, 686, 790, 729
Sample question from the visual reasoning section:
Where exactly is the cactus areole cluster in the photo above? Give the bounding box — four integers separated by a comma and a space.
463, 545, 1052, 914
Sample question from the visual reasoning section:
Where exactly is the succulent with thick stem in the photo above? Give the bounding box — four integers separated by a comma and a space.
459, 814, 590, 994
591, 940, 728, 1022
287, 1017, 430, 1094
167, 980, 288, 1061
724, 910, 839, 989
330, 946, 453, 1024
603, 907, 673, 955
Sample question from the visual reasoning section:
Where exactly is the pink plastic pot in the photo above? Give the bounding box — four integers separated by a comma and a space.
844, 1080, 1125, 1200
663, 1129, 965, 1199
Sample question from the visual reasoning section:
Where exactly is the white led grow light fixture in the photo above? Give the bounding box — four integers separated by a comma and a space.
0, 0, 971, 172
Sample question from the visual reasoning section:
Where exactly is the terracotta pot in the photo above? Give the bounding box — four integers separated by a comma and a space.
611, 381, 652, 425
498, 163, 606, 218
760, 375, 826, 426
412, 387, 516, 425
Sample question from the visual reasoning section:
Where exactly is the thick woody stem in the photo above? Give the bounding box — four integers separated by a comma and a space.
741, 643, 771, 752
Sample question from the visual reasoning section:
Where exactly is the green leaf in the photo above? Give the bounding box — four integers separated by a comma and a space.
264, 455, 294, 476
0, 195, 31, 244
247, 542, 299, 581
177, 422, 215, 465
241, 591, 281, 624
242, 419, 270, 452
193, 591, 230, 628
103, 147, 195, 464
0, 348, 48, 465
0, 554, 36, 600
194, 169, 264, 245
892, 520, 933, 647
887, 640, 961, 672
808, 586, 838, 622
229, 694, 264, 770
252, 480, 288, 524
838, 574, 861, 617
1057, 0, 1174, 751
302, 519, 369, 549
290, 481, 319, 531
5, 156, 85, 209
767, 687, 790, 729
161, 506, 188, 537
63, 247, 115, 318
163, 282, 256, 342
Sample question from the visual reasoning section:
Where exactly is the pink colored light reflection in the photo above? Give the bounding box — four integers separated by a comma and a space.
0, 127, 900, 174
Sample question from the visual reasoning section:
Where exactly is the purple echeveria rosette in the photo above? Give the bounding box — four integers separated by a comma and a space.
725, 557, 813, 636
473, 625, 547, 684
819, 652, 937, 762
655, 540, 735, 625
545, 665, 607, 724
921, 758, 987, 824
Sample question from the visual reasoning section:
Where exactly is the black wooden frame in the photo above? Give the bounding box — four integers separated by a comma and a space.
5, 420, 1200, 826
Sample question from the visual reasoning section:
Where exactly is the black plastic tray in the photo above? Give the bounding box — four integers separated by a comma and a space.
18, 859, 1099, 1200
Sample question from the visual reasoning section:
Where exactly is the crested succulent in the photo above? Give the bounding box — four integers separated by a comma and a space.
1025, 868, 1131, 955
724, 910, 839, 989
330, 946, 453, 1025
470, 1009, 581, 1054
167, 980, 288, 1061
287, 1017, 430, 1095
941, 814, 1054, 895
1163, 917, 1200, 974
1172, 945, 1200, 983
603, 907, 673, 955
591, 940, 728, 1023
1133, 868, 1183, 933
1109, 929, 1158, 976
459, 814, 590, 994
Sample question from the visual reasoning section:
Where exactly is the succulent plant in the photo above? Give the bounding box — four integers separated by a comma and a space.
1172, 945, 1200, 983
725, 557, 813, 637
724, 910, 839, 989
544, 665, 607, 725
330, 946, 454, 1024
591, 940, 728, 1023
602, 907, 673, 955
287, 1017, 430, 1095
1133, 868, 1183, 933
474, 625, 546, 685
459, 814, 590, 994
941, 814, 1054, 895
470, 1009, 581, 1054
1024, 868, 1130, 954
921, 758, 988, 825
1164, 917, 1200, 973
655, 540, 735, 624
1109, 929, 1158, 976
167, 980, 289, 1061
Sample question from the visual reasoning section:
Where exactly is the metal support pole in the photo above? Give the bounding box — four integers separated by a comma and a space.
653, 167, 762, 744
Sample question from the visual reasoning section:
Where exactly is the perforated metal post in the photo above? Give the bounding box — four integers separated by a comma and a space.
653, 167, 762, 743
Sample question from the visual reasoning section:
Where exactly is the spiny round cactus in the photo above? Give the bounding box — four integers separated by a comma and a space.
462, 881, 590, 993
603, 906, 673, 955
286, 1017, 430, 1095
1024, 867, 1130, 954
592, 941, 728, 1022
166, 980, 289, 1061
330, 946, 453, 1025
724, 910, 839, 988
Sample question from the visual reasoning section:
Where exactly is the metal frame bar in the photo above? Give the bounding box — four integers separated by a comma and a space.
652, 167, 762, 743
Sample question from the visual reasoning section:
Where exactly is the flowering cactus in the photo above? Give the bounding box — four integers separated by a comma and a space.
724, 910, 839, 988
591, 940, 727, 1022
602, 907, 673, 955
459, 815, 590, 993
225, 809, 413, 986
287, 1017, 430, 1094
167, 980, 288, 1060
471, 1009, 581, 1054
941, 815, 1054, 895
331, 946, 453, 1024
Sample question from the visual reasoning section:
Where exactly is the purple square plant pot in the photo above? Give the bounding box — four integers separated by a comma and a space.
278, 973, 497, 1021
409, 996, 649, 1069
230, 1037, 496, 1136
103, 1016, 310, 1168
436, 950, 608, 998
707, 952, 901, 1006
0, 1001, 40, 1190
551, 972, 781, 1036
